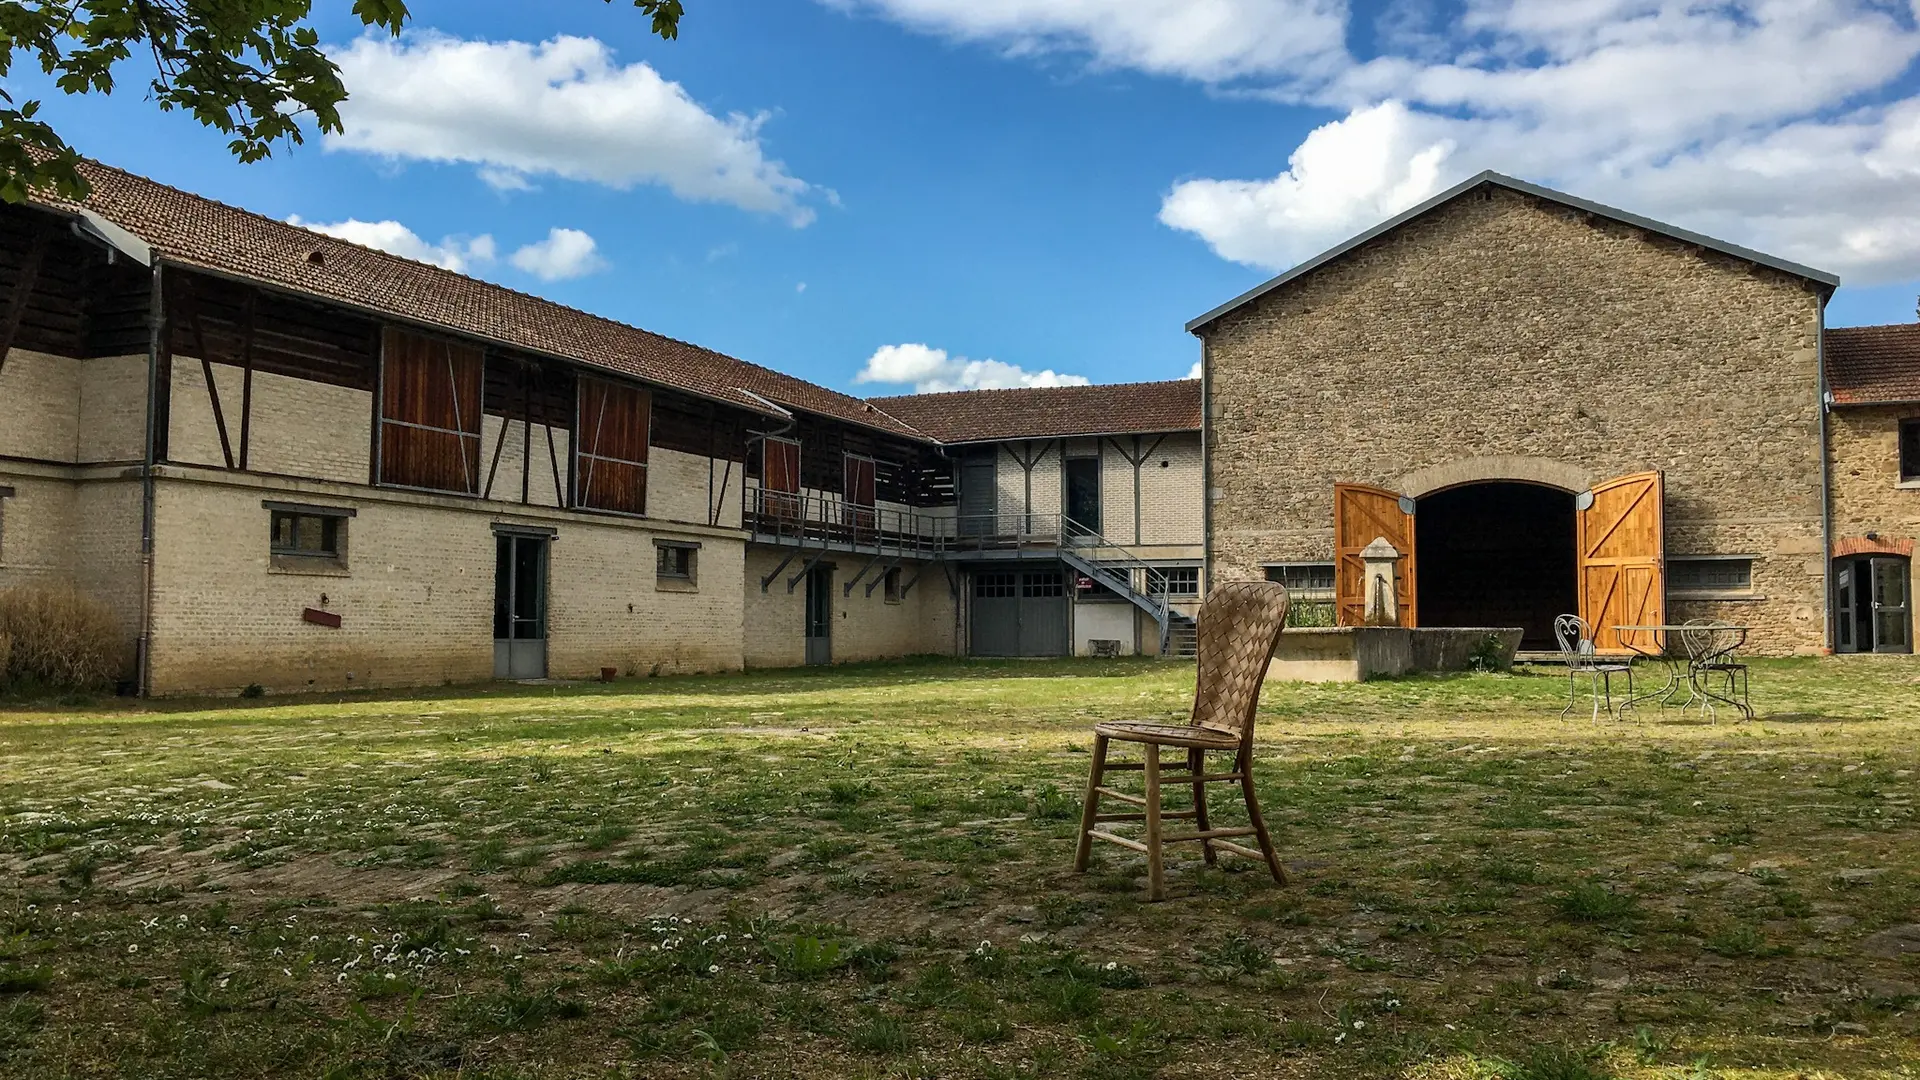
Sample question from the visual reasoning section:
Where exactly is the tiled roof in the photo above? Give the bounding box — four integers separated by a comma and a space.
49, 160, 928, 440
1826, 322, 1920, 405
869, 379, 1201, 442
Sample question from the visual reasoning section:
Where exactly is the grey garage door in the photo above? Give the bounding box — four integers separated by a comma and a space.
970, 568, 1068, 657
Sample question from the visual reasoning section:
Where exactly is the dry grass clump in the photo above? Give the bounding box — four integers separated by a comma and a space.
0, 585, 122, 691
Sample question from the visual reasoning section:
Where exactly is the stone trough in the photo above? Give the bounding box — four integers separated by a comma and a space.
1266, 626, 1524, 683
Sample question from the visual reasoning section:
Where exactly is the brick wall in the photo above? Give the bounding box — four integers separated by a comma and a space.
0, 472, 78, 590
146, 472, 745, 695
77, 356, 149, 464
1827, 404, 1920, 645
0, 350, 82, 462
1202, 186, 1828, 655
742, 546, 957, 667
170, 361, 371, 483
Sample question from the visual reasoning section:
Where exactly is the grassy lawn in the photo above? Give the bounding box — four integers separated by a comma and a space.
1, 657, 1917, 1079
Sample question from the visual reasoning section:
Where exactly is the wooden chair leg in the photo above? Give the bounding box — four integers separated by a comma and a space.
1143, 743, 1165, 901
1236, 748, 1286, 885
1189, 747, 1216, 866
1073, 734, 1108, 873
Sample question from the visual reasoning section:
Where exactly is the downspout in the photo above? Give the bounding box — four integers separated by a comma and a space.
1198, 335, 1212, 597
1817, 293, 1834, 654
137, 262, 164, 696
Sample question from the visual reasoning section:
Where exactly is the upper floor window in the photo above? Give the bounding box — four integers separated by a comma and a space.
576, 377, 651, 515
378, 328, 484, 494
1901, 418, 1920, 482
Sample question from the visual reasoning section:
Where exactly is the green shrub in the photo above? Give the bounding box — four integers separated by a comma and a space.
0, 586, 122, 692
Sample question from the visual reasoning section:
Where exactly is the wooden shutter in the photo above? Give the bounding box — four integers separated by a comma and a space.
764, 437, 801, 521
575, 377, 651, 515
843, 454, 877, 537
379, 328, 484, 493
1578, 471, 1665, 654
1334, 483, 1417, 627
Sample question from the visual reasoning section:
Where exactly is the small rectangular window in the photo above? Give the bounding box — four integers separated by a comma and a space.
266, 502, 353, 572
974, 572, 1016, 598
1669, 557, 1754, 594
1022, 571, 1066, 598
1901, 418, 1920, 482
0, 486, 13, 565
1149, 567, 1200, 597
883, 566, 904, 604
655, 540, 698, 588
1265, 562, 1336, 597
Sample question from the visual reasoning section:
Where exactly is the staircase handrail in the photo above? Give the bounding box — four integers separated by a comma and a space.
1059, 516, 1170, 623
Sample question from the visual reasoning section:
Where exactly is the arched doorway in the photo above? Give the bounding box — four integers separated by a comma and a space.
1417, 482, 1577, 648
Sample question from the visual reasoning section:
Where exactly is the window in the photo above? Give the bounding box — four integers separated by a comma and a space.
576, 377, 652, 515
655, 540, 698, 589
266, 501, 354, 572
1022, 571, 1066, 598
1149, 566, 1200, 598
378, 327, 485, 494
1668, 557, 1754, 595
975, 572, 1016, 598
1265, 562, 1336, 598
883, 567, 904, 604
1901, 418, 1920, 482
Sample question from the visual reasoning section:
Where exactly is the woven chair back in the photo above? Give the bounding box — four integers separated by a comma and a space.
1190, 581, 1292, 744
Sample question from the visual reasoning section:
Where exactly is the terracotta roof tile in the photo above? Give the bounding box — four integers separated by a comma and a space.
869, 380, 1201, 442
51, 160, 928, 440
1826, 322, 1920, 405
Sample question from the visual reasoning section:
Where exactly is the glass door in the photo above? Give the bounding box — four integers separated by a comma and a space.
804, 566, 832, 666
1870, 557, 1912, 654
493, 534, 549, 678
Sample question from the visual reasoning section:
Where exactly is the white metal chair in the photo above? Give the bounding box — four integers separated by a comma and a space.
1555, 614, 1632, 722
1680, 619, 1751, 722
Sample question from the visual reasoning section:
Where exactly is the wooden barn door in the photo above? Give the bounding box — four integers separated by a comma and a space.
1577, 471, 1665, 654
1334, 483, 1416, 627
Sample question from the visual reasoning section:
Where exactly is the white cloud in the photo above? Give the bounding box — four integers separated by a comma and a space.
825, 0, 1349, 83
855, 343, 1091, 393
330, 33, 820, 225
290, 215, 609, 283
508, 228, 608, 281
1185, 361, 1202, 379
1155, 1, 1920, 283
286, 216, 497, 272
850, 0, 1920, 283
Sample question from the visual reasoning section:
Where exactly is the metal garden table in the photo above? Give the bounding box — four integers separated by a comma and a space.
1613, 624, 1753, 720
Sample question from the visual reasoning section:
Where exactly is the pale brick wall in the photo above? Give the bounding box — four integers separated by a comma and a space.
1827, 404, 1920, 644
76, 356, 149, 464
649, 446, 740, 527
479, 414, 570, 508
742, 546, 957, 667
0, 350, 81, 462
1202, 186, 1828, 655
146, 474, 744, 695
1137, 432, 1203, 548
996, 442, 1062, 525
69, 479, 146, 669
170, 361, 372, 483
0, 473, 77, 588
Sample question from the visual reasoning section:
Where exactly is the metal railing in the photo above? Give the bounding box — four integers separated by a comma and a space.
743, 488, 954, 557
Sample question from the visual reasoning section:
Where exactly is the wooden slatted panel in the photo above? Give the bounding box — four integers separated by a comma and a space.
843, 454, 877, 535
1334, 483, 1417, 627
1578, 471, 1665, 654
576, 376, 651, 515
379, 327, 484, 493
764, 437, 801, 520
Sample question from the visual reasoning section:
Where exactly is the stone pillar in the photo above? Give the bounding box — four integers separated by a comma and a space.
1360, 537, 1402, 626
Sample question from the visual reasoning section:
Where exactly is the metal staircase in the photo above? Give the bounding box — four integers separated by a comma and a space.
1059, 517, 1186, 657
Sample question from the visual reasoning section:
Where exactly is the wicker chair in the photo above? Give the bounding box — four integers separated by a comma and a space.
1073, 580, 1292, 901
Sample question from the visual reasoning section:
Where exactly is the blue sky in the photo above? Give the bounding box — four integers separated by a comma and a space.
19, 0, 1920, 393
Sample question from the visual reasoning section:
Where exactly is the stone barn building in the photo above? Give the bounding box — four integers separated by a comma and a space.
1190, 172, 1849, 656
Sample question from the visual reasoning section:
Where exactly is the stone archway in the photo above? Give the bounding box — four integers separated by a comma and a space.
1397, 455, 1591, 499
